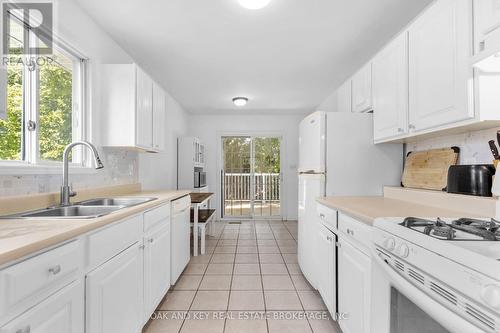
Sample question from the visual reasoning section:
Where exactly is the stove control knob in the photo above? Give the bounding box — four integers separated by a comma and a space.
481, 285, 500, 310
398, 243, 410, 258
384, 238, 396, 251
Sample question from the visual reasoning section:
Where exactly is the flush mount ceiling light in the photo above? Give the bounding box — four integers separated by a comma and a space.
232, 97, 249, 107
238, 0, 271, 10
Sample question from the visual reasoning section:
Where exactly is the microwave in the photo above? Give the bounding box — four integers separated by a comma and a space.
194, 171, 206, 188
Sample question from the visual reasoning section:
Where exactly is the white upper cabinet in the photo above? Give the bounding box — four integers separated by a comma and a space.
408, 0, 474, 132
351, 63, 373, 113
473, 0, 500, 55
100, 64, 165, 152
136, 67, 154, 150
373, 32, 409, 141
336, 80, 352, 113
152, 82, 166, 152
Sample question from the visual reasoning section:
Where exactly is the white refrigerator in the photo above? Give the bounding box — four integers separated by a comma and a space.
298, 111, 403, 288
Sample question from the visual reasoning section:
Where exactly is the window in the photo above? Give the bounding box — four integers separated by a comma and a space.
0, 10, 86, 165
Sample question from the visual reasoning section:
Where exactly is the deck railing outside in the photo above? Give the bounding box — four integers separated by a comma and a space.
224, 173, 280, 201
223, 173, 281, 216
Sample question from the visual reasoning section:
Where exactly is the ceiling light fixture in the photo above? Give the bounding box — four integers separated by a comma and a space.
238, 0, 271, 10
232, 97, 248, 107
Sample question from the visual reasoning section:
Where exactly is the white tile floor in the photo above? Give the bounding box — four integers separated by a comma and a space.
144, 220, 341, 333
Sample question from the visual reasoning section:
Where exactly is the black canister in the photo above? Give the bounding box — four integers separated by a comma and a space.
446, 164, 496, 197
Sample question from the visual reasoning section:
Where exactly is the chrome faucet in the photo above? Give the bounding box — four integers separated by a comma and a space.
60, 141, 104, 206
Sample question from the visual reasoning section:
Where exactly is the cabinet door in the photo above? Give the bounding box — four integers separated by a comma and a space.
474, 0, 500, 54
136, 67, 153, 149
336, 80, 352, 113
338, 238, 371, 333
317, 225, 336, 318
144, 224, 171, 319
351, 63, 372, 113
0, 281, 84, 333
86, 244, 143, 333
152, 83, 166, 152
408, 0, 473, 132
373, 33, 409, 141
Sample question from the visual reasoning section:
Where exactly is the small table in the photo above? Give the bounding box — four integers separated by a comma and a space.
190, 192, 215, 256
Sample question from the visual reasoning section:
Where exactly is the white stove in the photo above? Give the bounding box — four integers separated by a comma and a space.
371, 216, 500, 333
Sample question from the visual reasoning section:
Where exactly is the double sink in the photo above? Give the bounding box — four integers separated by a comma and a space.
1, 197, 158, 219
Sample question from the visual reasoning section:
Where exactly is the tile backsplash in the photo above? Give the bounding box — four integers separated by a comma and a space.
406, 127, 500, 165
0, 148, 138, 197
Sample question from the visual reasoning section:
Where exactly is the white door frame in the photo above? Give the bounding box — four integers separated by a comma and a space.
217, 131, 285, 221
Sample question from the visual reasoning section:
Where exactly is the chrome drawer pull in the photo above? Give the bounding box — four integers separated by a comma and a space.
48, 265, 61, 275
149, 238, 154, 243
319, 213, 325, 219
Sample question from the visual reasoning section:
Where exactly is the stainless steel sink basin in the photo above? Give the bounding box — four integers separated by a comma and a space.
0, 197, 158, 220
76, 197, 157, 207
17, 205, 124, 219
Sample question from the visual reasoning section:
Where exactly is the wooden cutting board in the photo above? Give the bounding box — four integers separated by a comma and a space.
402, 147, 460, 191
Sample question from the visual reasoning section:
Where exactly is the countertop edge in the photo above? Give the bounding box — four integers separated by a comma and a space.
0, 189, 191, 267
316, 197, 375, 226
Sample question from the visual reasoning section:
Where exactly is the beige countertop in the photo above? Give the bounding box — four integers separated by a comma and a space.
0, 188, 190, 266
317, 188, 495, 226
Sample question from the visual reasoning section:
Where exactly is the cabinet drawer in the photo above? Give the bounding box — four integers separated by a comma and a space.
144, 204, 170, 231
316, 203, 337, 231
0, 280, 84, 333
87, 215, 142, 270
0, 240, 82, 321
172, 195, 190, 210
338, 212, 371, 255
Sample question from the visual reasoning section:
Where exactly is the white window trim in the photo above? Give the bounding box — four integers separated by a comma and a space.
1, 10, 93, 172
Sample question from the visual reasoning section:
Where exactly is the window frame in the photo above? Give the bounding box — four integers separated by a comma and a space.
0, 9, 90, 174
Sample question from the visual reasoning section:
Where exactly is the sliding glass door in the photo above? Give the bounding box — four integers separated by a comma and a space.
221, 136, 282, 219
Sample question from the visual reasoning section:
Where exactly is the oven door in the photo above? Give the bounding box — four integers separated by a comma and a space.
370, 248, 486, 333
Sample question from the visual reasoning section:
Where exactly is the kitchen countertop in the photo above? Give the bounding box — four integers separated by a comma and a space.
0, 189, 190, 267
317, 195, 492, 226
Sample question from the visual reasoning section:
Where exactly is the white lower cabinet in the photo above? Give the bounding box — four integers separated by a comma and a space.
143, 223, 171, 321
0, 280, 84, 333
0, 202, 176, 333
317, 224, 336, 317
338, 236, 371, 333
86, 243, 144, 333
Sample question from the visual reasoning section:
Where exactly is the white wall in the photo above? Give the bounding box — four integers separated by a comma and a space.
407, 127, 500, 165
188, 114, 302, 221
317, 90, 338, 113
139, 94, 188, 190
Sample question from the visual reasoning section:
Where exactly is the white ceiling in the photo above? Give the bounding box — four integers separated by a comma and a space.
75, 0, 433, 115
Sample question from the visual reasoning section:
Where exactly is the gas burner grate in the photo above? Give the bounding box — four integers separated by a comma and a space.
451, 218, 500, 241
400, 217, 457, 240
400, 217, 436, 228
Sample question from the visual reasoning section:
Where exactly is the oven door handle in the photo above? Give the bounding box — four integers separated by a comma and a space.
372, 250, 486, 333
